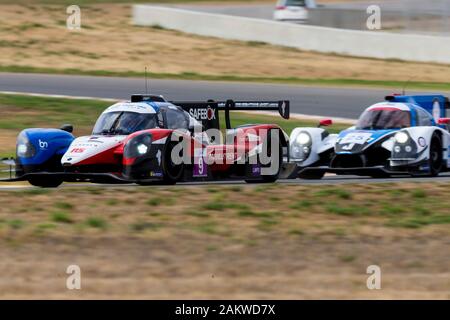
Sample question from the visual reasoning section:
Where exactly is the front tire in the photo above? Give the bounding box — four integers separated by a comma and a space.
428, 134, 443, 177
161, 140, 184, 185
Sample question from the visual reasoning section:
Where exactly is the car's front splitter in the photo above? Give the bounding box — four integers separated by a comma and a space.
297, 166, 411, 177
0, 171, 163, 184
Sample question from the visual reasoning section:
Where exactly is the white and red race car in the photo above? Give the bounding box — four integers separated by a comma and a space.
3, 94, 290, 187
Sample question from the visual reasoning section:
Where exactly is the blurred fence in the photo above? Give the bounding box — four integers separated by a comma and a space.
133, 5, 450, 64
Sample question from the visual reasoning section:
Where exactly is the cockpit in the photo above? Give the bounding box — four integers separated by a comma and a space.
356, 107, 411, 130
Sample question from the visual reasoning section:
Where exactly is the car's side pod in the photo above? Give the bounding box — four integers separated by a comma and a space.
15, 128, 74, 176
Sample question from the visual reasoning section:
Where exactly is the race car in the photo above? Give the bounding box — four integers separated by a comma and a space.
1, 94, 290, 187
288, 94, 450, 179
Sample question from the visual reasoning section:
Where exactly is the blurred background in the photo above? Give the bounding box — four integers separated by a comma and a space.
0, 0, 449, 300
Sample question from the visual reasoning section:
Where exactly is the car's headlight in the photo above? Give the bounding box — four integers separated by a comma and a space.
124, 133, 152, 159
291, 132, 312, 160
137, 143, 148, 155
16, 131, 36, 158
296, 132, 311, 145
17, 144, 28, 156
394, 132, 409, 144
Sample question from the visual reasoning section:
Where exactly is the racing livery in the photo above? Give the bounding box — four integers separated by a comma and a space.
2, 94, 290, 187
289, 94, 450, 179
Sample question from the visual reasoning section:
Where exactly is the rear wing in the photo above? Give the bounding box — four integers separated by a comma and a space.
171, 99, 290, 130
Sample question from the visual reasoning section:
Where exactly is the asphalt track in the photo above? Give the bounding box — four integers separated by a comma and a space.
1, 72, 449, 187
0, 72, 434, 119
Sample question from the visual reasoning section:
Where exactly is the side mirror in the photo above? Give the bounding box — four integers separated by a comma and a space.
438, 118, 450, 125
318, 119, 333, 127
60, 124, 73, 133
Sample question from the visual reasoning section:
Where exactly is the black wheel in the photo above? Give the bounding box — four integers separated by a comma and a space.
161, 140, 184, 185
428, 134, 443, 177
245, 130, 282, 184
27, 176, 63, 188
298, 171, 325, 180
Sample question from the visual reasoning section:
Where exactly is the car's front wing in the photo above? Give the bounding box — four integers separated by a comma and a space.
0, 171, 161, 184
298, 166, 411, 177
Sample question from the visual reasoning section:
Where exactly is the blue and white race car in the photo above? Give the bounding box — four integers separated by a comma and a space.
289, 94, 450, 179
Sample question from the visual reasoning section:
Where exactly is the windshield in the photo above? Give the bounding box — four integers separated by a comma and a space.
93, 111, 158, 135
356, 109, 411, 130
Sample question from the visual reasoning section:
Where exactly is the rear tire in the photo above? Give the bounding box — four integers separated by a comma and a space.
428, 134, 443, 177
28, 176, 62, 188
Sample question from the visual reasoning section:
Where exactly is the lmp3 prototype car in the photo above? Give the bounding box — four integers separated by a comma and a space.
289, 94, 450, 179
1, 94, 290, 187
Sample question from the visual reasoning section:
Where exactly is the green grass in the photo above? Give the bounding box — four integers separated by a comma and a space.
54, 202, 74, 210
314, 188, 353, 199
326, 203, 370, 217
411, 189, 427, 199
34, 223, 57, 232
388, 214, 450, 229
105, 199, 119, 206
339, 255, 357, 263
184, 210, 210, 218
194, 221, 218, 235
8, 219, 25, 230
237, 209, 275, 218
1, 65, 450, 92
129, 221, 161, 232
85, 217, 108, 229
289, 199, 314, 210
50, 211, 73, 223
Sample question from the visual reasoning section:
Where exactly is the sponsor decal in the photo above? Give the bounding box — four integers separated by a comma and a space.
252, 165, 261, 176
70, 148, 85, 154
341, 143, 355, 151
38, 139, 48, 149
150, 171, 163, 177
189, 107, 216, 121
193, 156, 208, 177
280, 101, 286, 117
340, 132, 372, 145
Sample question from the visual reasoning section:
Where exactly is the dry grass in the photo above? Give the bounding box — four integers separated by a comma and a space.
0, 182, 449, 299
1, 4, 450, 83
